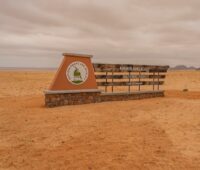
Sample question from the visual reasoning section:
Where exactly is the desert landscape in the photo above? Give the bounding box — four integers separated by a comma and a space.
0, 70, 199, 170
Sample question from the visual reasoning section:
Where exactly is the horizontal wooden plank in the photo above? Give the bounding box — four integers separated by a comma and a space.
149, 69, 168, 73
94, 68, 168, 73
93, 63, 169, 72
97, 81, 164, 86
94, 68, 148, 72
95, 74, 166, 79
93, 63, 169, 69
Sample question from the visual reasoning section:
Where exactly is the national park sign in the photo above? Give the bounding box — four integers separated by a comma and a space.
47, 53, 99, 92
44, 52, 169, 107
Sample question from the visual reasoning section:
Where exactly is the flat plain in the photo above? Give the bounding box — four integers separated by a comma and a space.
0, 70, 199, 170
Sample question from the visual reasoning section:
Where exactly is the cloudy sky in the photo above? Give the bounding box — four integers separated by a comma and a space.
0, 0, 200, 68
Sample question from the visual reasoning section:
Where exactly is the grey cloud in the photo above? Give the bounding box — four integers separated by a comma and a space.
0, 0, 200, 68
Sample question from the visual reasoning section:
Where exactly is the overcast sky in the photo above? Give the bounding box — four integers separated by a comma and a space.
0, 0, 200, 68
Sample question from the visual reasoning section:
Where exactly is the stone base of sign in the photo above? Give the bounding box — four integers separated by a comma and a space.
44, 89, 101, 107
44, 90, 164, 107
100, 91, 164, 102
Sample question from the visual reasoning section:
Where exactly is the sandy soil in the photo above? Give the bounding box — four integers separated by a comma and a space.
0, 70, 199, 170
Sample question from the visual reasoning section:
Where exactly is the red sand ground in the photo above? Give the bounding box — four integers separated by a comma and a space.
0, 70, 199, 170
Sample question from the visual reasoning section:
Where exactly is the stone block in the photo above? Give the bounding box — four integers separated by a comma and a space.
45, 91, 164, 107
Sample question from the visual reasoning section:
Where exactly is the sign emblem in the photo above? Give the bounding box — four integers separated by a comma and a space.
66, 61, 89, 85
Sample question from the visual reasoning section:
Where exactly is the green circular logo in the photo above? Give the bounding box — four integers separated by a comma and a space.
66, 61, 89, 85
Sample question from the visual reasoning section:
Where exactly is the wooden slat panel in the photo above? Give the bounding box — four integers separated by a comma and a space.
94, 68, 168, 73
93, 63, 168, 91
97, 81, 164, 86
149, 69, 168, 73
93, 63, 169, 72
93, 63, 169, 69
94, 68, 147, 72
95, 75, 166, 79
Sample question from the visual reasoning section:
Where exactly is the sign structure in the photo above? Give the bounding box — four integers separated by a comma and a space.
44, 52, 169, 107
48, 53, 99, 92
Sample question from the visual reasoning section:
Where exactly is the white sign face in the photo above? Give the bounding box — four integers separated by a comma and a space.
66, 61, 89, 85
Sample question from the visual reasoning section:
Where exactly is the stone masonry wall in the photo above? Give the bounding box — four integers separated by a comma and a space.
45, 91, 164, 107
100, 91, 164, 102
45, 92, 101, 107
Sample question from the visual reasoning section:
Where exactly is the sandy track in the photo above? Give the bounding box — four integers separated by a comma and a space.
0, 71, 199, 170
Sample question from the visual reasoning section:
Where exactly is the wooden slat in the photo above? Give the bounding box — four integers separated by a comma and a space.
149, 69, 168, 73
97, 81, 164, 86
93, 63, 169, 72
94, 68, 147, 72
95, 74, 166, 79
93, 63, 169, 69
94, 68, 168, 73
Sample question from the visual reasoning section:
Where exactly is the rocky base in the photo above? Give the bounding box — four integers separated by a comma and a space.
45, 90, 164, 107
100, 91, 164, 102
45, 91, 101, 107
